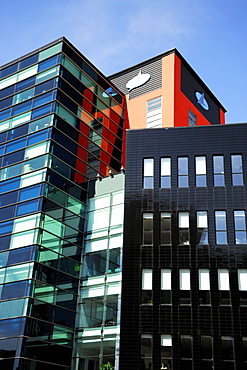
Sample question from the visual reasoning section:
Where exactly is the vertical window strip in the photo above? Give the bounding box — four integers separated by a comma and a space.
160, 212, 171, 245
197, 211, 208, 245
215, 211, 227, 244
178, 212, 190, 245
234, 210, 247, 244
143, 158, 154, 189
142, 269, 153, 304
195, 156, 207, 187
213, 155, 225, 186
178, 157, 189, 187
231, 154, 243, 185
161, 269, 172, 304
160, 158, 171, 188
142, 213, 153, 245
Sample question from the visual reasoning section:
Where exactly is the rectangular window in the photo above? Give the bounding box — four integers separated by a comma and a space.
160, 212, 171, 245
188, 110, 196, 126
161, 158, 171, 188
179, 269, 191, 304
161, 335, 172, 369
195, 156, 206, 187
143, 213, 153, 245
238, 269, 247, 305
243, 338, 247, 362
234, 210, 247, 244
215, 211, 227, 244
143, 158, 154, 189
218, 269, 230, 305
231, 154, 243, 185
178, 157, 189, 187
201, 336, 213, 369
221, 336, 235, 369
179, 212, 190, 245
198, 269, 211, 304
161, 269, 171, 304
197, 211, 208, 244
180, 335, 193, 369
141, 334, 152, 369
213, 155, 225, 186
146, 96, 162, 128
142, 269, 152, 304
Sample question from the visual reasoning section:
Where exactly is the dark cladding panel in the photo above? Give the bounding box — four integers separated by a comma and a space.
110, 58, 162, 99
181, 63, 220, 124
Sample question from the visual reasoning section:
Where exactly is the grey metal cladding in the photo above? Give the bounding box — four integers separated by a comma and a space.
110, 58, 162, 99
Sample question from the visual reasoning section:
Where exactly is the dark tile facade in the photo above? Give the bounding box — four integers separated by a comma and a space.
120, 123, 247, 370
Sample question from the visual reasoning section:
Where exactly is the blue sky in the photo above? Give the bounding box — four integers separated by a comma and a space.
1, 0, 246, 123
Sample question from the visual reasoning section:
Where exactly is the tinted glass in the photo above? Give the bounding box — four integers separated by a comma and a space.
38, 55, 58, 72
16, 199, 40, 216
0, 235, 11, 251
8, 246, 35, 265
35, 78, 55, 95
7, 124, 28, 141
19, 54, 38, 69
0, 108, 11, 121
0, 63, 18, 79
27, 130, 49, 146
31, 103, 53, 120
16, 76, 36, 92
0, 178, 20, 193
2, 150, 25, 167
33, 91, 54, 108
1, 280, 30, 299
0, 190, 18, 207
19, 184, 42, 201
0, 85, 15, 100
0, 205, 15, 221
12, 100, 32, 116
5, 138, 26, 154
0, 96, 13, 110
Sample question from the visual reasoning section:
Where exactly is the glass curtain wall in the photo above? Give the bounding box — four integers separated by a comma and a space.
76, 174, 124, 370
0, 38, 125, 370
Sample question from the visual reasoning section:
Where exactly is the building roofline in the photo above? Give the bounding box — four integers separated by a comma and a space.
108, 48, 227, 113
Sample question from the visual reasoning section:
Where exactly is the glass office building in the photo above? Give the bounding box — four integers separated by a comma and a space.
0, 37, 125, 370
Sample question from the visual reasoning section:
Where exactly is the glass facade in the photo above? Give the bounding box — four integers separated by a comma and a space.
76, 174, 124, 370
0, 38, 125, 370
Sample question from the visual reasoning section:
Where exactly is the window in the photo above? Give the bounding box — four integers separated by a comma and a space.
215, 211, 227, 244
161, 269, 171, 304
180, 335, 193, 369
201, 336, 213, 369
195, 156, 206, 187
142, 269, 152, 304
141, 334, 152, 369
160, 212, 171, 245
179, 212, 190, 245
197, 211, 208, 245
143, 213, 153, 245
198, 269, 211, 304
218, 269, 230, 305
188, 110, 196, 126
231, 154, 243, 185
213, 155, 225, 186
243, 338, 247, 363
146, 96, 162, 128
178, 157, 189, 187
160, 158, 171, 188
161, 335, 172, 369
221, 336, 235, 370
234, 210, 247, 244
238, 269, 247, 305
143, 158, 154, 189
179, 269, 191, 304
